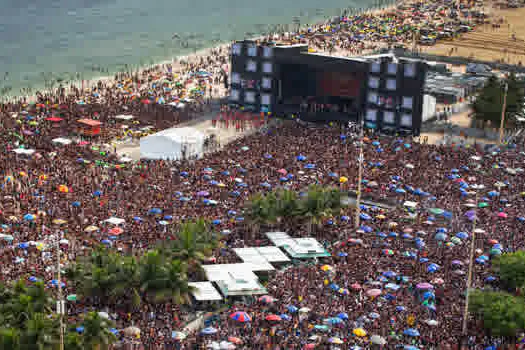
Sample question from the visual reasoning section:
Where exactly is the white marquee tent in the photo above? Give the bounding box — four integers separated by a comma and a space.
140, 127, 205, 160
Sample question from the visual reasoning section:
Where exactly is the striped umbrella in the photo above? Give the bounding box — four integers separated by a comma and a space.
229, 311, 251, 323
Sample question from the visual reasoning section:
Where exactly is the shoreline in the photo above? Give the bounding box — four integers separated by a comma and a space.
3, 1, 398, 103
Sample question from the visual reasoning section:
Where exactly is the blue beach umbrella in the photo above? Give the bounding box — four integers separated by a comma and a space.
403, 328, 420, 337
296, 155, 306, 161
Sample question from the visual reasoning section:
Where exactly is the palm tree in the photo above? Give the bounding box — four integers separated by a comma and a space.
139, 250, 193, 304
20, 312, 57, 350
64, 332, 83, 350
276, 189, 301, 229
300, 185, 330, 234
246, 192, 277, 236
171, 219, 216, 277
0, 328, 19, 349
81, 312, 116, 350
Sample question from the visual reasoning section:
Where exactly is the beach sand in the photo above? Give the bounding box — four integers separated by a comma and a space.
420, 6, 525, 65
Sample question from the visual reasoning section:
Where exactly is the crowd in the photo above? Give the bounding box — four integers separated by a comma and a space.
0, 0, 523, 348
0, 97, 524, 349
265, 0, 488, 56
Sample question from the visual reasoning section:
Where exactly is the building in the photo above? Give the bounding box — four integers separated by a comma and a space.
229, 40, 429, 135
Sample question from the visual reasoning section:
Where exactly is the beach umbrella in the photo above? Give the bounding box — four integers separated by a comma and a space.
427, 263, 440, 273
23, 214, 35, 221
148, 208, 162, 215
366, 289, 381, 297
337, 312, 349, 320
76, 326, 84, 333
228, 337, 242, 344
296, 155, 306, 161
370, 335, 387, 345
403, 328, 420, 337
328, 337, 344, 344
455, 232, 469, 239
287, 305, 298, 313
299, 307, 311, 313
416, 283, 433, 290
424, 319, 439, 326
382, 271, 396, 278
258, 295, 274, 304
109, 227, 123, 235
200, 327, 218, 335
304, 163, 316, 169
265, 314, 282, 322
385, 283, 400, 291
280, 314, 291, 321
353, 328, 367, 337
404, 346, 420, 350
323, 317, 343, 325
230, 311, 251, 323
369, 312, 380, 319
172, 331, 186, 340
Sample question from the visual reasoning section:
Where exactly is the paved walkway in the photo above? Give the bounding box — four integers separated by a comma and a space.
116, 113, 258, 161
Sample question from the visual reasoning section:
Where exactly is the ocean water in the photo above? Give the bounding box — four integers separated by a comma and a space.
0, 0, 379, 96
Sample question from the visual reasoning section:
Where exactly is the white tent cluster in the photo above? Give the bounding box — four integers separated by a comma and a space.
140, 127, 205, 160
190, 233, 327, 301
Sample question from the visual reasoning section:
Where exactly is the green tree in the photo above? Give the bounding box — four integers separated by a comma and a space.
492, 250, 525, 292
81, 311, 117, 350
472, 74, 525, 129
139, 250, 193, 304
469, 290, 525, 337
171, 219, 216, 271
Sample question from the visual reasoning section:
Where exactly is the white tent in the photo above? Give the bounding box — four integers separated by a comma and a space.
140, 127, 205, 160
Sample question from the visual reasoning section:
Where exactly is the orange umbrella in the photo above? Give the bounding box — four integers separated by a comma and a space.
109, 227, 124, 235
58, 185, 69, 193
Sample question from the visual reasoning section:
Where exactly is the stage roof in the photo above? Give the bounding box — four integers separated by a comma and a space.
188, 282, 223, 301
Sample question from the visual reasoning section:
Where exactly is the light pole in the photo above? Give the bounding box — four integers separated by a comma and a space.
55, 233, 65, 350
461, 183, 484, 342
498, 81, 509, 145
355, 118, 365, 229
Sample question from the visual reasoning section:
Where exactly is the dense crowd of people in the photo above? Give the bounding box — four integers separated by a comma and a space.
0, 0, 523, 348
0, 97, 524, 349
266, 0, 488, 56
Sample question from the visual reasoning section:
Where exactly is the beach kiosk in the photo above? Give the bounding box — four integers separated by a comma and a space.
77, 119, 102, 136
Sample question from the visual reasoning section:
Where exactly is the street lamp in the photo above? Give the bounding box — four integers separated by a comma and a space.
354, 118, 365, 229
461, 183, 484, 342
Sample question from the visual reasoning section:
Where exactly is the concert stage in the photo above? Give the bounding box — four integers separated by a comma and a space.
229, 41, 429, 135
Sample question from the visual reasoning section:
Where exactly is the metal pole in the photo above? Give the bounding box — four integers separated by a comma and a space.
355, 119, 364, 229
56, 235, 64, 350
498, 81, 509, 145
462, 187, 481, 341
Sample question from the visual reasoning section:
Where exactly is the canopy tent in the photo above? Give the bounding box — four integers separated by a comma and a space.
265, 232, 330, 258
13, 148, 35, 155
113, 115, 134, 121
52, 137, 72, 145
232, 248, 276, 272
202, 263, 259, 282
140, 127, 205, 160
233, 246, 291, 266
188, 282, 223, 301
201, 263, 267, 297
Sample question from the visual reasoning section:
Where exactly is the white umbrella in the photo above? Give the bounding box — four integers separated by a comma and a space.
98, 311, 110, 319
123, 326, 140, 336
299, 307, 311, 313
424, 319, 439, 326
370, 335, 387, 345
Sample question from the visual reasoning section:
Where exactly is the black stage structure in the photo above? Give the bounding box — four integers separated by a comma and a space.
229, 40, 429, 135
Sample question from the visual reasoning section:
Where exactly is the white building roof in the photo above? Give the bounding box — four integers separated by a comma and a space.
215, 278, 267, 296
257, 246, 291, 262
202, 263, 259, 282
188, 282, 222, 301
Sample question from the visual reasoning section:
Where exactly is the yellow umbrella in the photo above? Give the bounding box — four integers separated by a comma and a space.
53, 219, 67, 225
84, 225, 99, 232
320, 265, 333, 272
353, 328, 367, 337
339, 176, 348, 183
376, 214, 386, 220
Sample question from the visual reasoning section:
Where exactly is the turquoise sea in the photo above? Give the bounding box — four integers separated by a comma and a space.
0, 0, 381, 96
